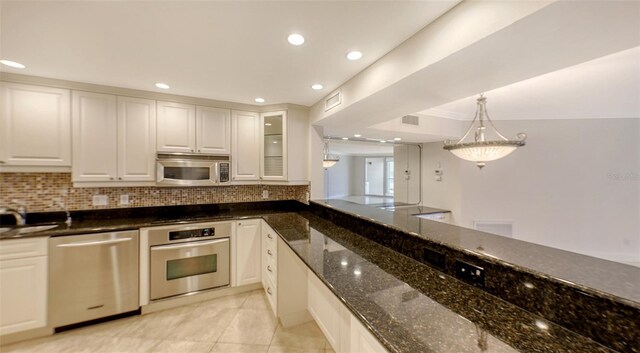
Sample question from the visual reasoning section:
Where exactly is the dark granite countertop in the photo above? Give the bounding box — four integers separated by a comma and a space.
0, 202, 304, 240
0, 200, 633, 352
377, 205, 451, 215
313, 199, 640, 307
264, 211, 616, 353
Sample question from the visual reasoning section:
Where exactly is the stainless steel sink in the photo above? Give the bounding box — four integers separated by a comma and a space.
0, 224, 59, 237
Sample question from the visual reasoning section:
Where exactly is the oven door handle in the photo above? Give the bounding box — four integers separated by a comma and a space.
151, 238, 229, 251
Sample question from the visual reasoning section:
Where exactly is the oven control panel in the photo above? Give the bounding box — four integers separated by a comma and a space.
169, 227, 215, 241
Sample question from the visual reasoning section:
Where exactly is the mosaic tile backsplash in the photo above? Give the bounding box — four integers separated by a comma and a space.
0, 173, 309, 212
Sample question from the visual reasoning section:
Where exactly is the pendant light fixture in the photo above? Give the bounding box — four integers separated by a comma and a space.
443, 94, 526, 169
323, 139, 339, 169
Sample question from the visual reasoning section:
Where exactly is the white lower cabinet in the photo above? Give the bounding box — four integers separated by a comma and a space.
235, 219, 262, 286
350, 316, 389, 353
306, 267, 389, 353
0, 238, 48, 336
308, 271, 341, 351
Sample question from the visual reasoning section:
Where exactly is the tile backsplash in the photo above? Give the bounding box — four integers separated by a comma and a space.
0, 173, 309, 212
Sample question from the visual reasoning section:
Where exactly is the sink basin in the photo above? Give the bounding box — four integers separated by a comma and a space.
0, 224, 60, 238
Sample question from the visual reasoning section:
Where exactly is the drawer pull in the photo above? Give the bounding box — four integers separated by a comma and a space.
267, 249, 272, 256
267, 265, 273, 272
267, 287, 272, 295
267, 234, 273, 239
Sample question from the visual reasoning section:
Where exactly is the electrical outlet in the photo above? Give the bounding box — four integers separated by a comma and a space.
262, 190, 269, 199
92, 195, 108, 207
423, 248, 446, 269
119, 195, 129, 205
455, 260, 485, 287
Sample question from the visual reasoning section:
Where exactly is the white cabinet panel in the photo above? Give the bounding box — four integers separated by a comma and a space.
72, 91, 117, 181
156, 101, 196, 153
308, 270, 341, 351
0, 237, 47, 336
117, 96, 156, 181
0, 82, 70, 166
350, 317, 389, 353
197, 106, 230, 154
236, 219, 262, 286
231, 110, 260, 181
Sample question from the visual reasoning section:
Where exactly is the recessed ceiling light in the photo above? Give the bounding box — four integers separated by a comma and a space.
265, 123, 272, 126
155, 83, 170, 89
311, 84, 323, 90
394, 137, 402, 141
342, 137, 348, 140
273, 141, 278, 144
1, 60, 26, 69
255, 98, 265, 103
354, 134, 362, 138
380, 140, 387, 143
346, 51, 363, 61
287, 33, 305, 46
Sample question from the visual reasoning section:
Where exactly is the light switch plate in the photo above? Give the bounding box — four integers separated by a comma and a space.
119, 195, 129, 205
262, 190, 269, 199
92, 195, 108, 206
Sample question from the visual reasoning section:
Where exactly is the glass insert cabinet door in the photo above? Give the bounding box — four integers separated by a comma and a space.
260, 111, 287, 180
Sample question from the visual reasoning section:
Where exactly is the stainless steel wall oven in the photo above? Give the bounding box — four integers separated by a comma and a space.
148, 222, 231, 301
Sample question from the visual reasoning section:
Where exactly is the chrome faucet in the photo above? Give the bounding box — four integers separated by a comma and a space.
49, 200, 72, 226
0, 207, 26, 225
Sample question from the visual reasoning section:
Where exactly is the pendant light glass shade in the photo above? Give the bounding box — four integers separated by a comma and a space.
323, 140, 339, 169
444, 95, 526, 169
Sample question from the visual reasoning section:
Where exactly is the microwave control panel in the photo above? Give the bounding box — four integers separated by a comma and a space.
219, 163, 230, 183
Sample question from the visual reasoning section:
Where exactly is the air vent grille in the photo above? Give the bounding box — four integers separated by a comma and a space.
401, 115, 419, 126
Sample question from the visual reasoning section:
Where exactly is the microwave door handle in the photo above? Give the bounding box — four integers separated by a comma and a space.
151, 238, 228, 251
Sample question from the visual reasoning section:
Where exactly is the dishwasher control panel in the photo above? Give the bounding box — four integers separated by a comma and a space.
169, 227, 215, 241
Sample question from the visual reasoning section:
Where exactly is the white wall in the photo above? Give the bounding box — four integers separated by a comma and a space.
394, 144, 422, 204
325, 155, 353, 198
350, 156, 366, 196
422, 118, 640, 264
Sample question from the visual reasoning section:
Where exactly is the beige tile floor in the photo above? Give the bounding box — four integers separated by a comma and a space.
1, 290, 336, 353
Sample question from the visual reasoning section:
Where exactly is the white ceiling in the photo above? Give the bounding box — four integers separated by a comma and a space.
328, 140, 393, 156
420, 46, 640, 121
0, 0, 459, 106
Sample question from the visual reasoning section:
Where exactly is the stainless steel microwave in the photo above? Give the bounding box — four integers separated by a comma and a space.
156, 153, 230, 187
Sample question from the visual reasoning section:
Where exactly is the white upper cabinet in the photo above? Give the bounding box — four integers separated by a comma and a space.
231, 110, 260, 181
0, 82, 71, 166
196, 106, 231, 154
260, 111, 287, 181
72, 91, 118, 181
73, 92, 157, 183
156, 101, 196, 153
117, 96, 157, 181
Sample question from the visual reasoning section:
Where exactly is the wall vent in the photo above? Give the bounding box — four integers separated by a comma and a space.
401, 115, 419, 126
324, 90, 342, 112
473, 221, 513, 237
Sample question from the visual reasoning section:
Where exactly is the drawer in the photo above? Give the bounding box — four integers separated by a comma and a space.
264, 228, 277, 247
265, 254, 277, 283
0, 237, 47, 260
264, 273, 277, 313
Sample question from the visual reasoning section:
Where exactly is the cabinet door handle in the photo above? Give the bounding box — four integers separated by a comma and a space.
267, 287, 272, 295
109, 177, 114, 180
118, 177, 122, 180
267, 233, 272, 239
267, 249, 272, 256
267, 265, 273, 272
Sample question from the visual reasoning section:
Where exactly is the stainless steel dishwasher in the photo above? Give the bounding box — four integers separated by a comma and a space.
49, 230, 139, 328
